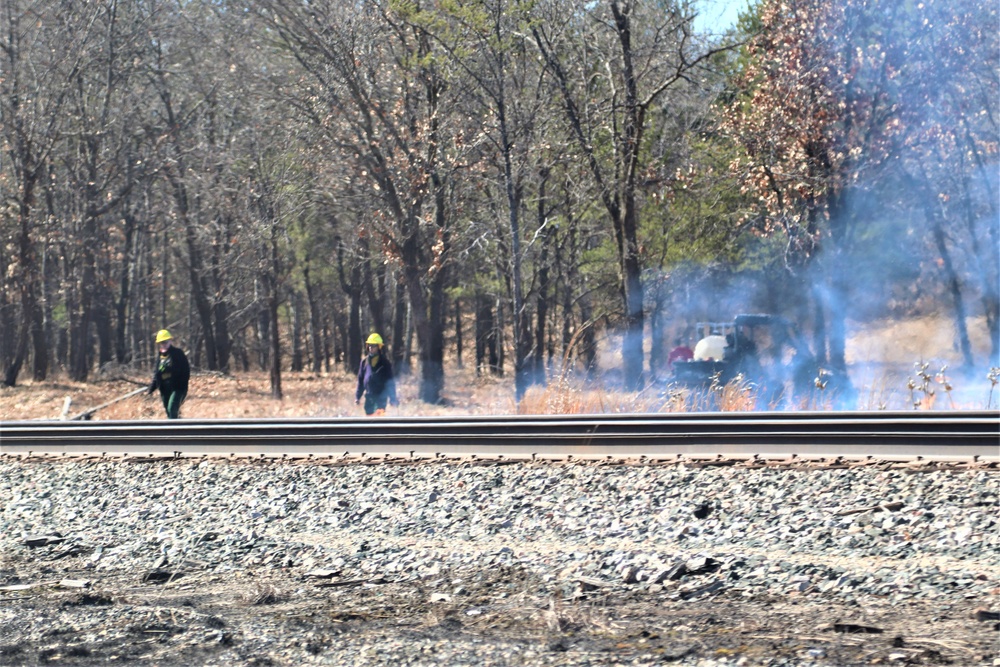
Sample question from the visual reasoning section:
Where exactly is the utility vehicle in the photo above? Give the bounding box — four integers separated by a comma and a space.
671, 313, 846, 408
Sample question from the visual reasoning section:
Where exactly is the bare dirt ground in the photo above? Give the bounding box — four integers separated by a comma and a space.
3, 559, 997, 667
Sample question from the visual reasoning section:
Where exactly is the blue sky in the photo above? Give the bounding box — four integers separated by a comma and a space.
694, 0, 749, 34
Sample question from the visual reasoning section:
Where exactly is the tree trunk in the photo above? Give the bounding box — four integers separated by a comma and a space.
404, 299, 415, 372
4, 312, 30, 388
335, 316, 348, 368
392, 281, 408, 375
95, 297, 114, 370
268, 290, 283, 400
534, 175, 552, 389
826, 254, 848, 373
346, 280, 362, 373
291, 289, 304, 372
29, 277, 48, 380
3, 231, 39, 387
613, 0, 646, 392
533, 292, 548, 384
68, 209, 100, 381
580, 296, 598, 379
256, 279, 270, 370
425, 270, 447, 404
114, 211, 138, 364
931, 218, 974, 370
648, 287, 666, 380
495, 293, 506, 377
185, 246, 219, 370
455, 298, 464, 369
322, 317, 332, 373
56, 327, 69, 371
401, 201, 448, 404
213, 299, 231, 373
0, 268, 14, 368
475, 293, 498, 376
362, 237, 387, 339
264, 222, 284, 399
561, 287, 574, 370
959, 133, 1000, 365
303, 264, 325, 373
237, 334, 250, 372
402, 254, 438, 402
336, 238, 364, 373
162, 135, 220, 369
5, 187, 48, 386
496, 90, 531, 402
534, 2, 649, 392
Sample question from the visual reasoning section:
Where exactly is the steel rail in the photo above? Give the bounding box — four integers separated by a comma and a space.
1, 411, 997, 462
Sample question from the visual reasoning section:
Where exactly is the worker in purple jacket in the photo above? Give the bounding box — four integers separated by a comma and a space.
355, 333, 399, 416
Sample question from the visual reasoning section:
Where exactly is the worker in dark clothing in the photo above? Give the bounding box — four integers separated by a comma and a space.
355, 333, 399, 416
726, 326, 763, 383
148, 329, 190, 419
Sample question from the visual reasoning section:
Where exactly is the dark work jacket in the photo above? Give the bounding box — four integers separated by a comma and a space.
150, 346, 190, 396
355, 354, 397, 404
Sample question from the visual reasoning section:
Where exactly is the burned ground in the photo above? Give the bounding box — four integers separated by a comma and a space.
2, 557, 997, 666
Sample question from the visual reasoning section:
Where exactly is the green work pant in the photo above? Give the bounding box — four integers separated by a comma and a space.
363, 395, 388, 416
161, 390, 187, 419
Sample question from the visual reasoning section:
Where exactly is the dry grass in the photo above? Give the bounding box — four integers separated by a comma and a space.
2, 361, 994, 421
2, 314, 997, 420
515, 377, 684, 415
0, 366, 501, 421
846, 314, 992, 366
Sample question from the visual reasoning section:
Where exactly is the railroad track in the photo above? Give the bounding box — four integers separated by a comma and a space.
1, 411, 997, 463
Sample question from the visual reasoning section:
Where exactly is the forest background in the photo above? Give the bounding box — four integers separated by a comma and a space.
1, 0, 997, 412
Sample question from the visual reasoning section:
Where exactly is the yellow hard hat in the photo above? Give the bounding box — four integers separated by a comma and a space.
365, 333, 383, 346
155, 329, 173, 343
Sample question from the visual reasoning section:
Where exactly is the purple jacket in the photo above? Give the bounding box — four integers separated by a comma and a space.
355, 354, 398, 404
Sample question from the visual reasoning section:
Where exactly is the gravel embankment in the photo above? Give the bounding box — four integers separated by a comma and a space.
1, 459, 998, 666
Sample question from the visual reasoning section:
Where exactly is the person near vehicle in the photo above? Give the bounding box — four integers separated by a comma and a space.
667, 338, 694, 371
148, 329, 190, 419
726, 325, 760, 372
355, 333, 399, 416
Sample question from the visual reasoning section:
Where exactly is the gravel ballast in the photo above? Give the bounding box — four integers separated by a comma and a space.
1, 458, 998, 666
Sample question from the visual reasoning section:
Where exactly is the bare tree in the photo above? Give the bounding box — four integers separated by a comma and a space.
58, 0, 154, 380
532, 0, 730, 390
404, 0, 549, 401
1, 0, 98, 385
144, 1, 254, 373
257, 0, 466, 404
901, 0, 999, 366
726, 0, 998, 374
246, 158, 294, 399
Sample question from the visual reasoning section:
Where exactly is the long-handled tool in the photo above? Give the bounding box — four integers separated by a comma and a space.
64, 387, 148, 421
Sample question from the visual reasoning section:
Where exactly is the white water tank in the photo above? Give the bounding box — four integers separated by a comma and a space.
693, 335, 727, 361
